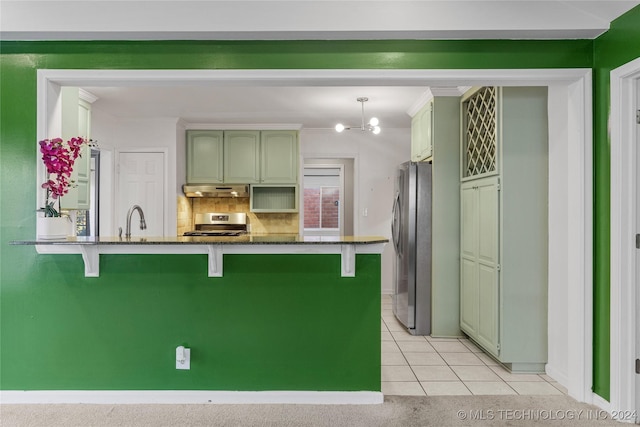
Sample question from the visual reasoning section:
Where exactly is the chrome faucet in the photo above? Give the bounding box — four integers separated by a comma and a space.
125, 204, 147, 238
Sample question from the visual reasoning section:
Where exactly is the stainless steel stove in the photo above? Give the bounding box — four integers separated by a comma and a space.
183, 212, 248, 236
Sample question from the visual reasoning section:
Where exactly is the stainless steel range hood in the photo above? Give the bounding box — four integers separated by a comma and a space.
182, 184, 249, 198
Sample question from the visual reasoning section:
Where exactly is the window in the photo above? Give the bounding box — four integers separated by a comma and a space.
303, 166, 343, 236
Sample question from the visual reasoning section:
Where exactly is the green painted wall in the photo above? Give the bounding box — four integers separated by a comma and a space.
0, 37, 607, 392
591, 5, 640, 401
1, 251, 382, 390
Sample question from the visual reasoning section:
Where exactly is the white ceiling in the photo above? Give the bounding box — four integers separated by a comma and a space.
6, 1, 638, 130
85, 85, 434, 129
1, 1, 639, 40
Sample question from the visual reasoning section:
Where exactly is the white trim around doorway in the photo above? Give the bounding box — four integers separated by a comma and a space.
610, 56, 640, 419
36, 68, 593, 405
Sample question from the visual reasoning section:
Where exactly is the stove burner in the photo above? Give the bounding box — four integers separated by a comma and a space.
183, 231, 244, 237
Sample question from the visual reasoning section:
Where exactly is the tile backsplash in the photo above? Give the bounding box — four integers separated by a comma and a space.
177, 196, 299, 235
177, 195, 193, 236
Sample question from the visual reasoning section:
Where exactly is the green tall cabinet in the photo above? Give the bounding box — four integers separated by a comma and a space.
429, 94, 462, 338
459, 87, 548, 373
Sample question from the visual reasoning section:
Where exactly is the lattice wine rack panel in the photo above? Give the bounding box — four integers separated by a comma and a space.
463, 87, 497, 177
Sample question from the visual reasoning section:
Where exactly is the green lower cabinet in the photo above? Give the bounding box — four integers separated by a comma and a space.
460, 177, 500, 358
476, 263, 499, 356
460, 259, 479, 337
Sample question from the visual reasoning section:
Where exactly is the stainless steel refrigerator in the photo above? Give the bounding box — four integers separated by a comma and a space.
391, 161, 432, 336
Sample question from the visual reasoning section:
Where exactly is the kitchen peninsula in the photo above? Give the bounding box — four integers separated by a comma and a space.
8, 235, 387, 401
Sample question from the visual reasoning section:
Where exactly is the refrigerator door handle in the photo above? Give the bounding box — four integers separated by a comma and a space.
391, 192, 401, 254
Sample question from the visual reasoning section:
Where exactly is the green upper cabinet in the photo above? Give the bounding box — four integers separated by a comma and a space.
186, 130, 224, 183
186, 130, 299, 185
260, 130, 298, 184
224, 130, 261, 183
60, 87, 91, 210
411, 100, 433, 162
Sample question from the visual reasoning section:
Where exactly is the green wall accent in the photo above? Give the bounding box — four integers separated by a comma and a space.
0, 39, 593, 70
591, 4, 640, 401
0, 36, 612, 393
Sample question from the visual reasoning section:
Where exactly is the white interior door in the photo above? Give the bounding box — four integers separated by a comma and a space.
117, 151, 165, 237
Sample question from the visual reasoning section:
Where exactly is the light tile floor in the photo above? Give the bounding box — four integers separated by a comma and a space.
381, 294, 568, 396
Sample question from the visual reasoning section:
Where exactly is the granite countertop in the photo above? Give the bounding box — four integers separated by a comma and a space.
10, 234, 389, 245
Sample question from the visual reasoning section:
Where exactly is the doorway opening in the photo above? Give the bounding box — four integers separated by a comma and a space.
303, 166, 343, 236
36, 68, 592, 403
302, 158, 355, 237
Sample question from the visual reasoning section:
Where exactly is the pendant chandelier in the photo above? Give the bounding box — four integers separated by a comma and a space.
335, 97, 381, 135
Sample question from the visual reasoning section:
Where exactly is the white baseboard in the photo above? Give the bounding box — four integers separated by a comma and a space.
544, 363, 569, 389
0, 390, 384, 405
589, 394, 638, 424
591, 392, 611, 413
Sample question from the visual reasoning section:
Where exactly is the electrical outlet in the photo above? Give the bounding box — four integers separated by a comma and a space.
176, 346, 191, 370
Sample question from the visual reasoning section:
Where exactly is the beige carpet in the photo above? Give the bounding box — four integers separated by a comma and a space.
1, 395, 624, 426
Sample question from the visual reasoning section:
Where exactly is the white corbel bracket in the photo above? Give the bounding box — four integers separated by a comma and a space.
207, 244, 223, 277
341, 244, 356, 277
79, 246, 100, 277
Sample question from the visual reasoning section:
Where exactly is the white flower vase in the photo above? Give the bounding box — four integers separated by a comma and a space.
37, 216, 72, 240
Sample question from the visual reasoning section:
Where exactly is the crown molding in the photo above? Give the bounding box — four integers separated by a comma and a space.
406, 89, 433, 117
176, 118, 189, 129
407, 86, 472, 117
78, 88, 98, 104
430, 86, 472, 97
184, 123, 303, 130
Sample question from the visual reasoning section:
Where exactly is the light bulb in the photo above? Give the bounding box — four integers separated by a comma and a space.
335, 123, 345, 132
369, 117, 379, 127
372, 126, 381, 135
